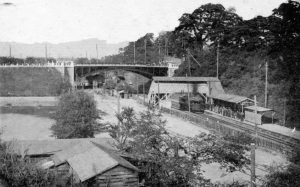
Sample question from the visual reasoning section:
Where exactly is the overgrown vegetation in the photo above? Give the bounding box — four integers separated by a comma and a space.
51, 91, 103, 138
109, 107, 250, 186
0, 134, 56, 187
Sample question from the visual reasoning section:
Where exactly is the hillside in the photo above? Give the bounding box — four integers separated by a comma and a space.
0, 38, 128, 59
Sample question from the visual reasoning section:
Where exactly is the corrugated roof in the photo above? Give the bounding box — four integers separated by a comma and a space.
9, 138, 116, 156
67, 146, 138, 182
244, 105, 273, 112
209, 94, 253, 104
52, 141, 96, 166
153, 76, 220, 82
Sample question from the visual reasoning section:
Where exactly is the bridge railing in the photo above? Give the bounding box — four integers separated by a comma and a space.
74, 63, 168, 67
0, 61, 74, 67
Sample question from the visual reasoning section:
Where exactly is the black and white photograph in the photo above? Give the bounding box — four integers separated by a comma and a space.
0, 0, 299, 186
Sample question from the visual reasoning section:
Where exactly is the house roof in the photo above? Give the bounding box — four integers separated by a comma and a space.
51, 141, 96, 166
67, 145, 138, 182
10, 138, 138, 183
209, 94, 254, 104
244, 105, 273, 112
9, 138, 116, 156
152, 76, 220, 83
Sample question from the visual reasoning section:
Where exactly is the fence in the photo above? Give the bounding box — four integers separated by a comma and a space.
160, 106, 299, 155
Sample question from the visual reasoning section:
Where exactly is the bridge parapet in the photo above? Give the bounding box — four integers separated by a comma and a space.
75, 63, 168, 68
0, 60, 74, 67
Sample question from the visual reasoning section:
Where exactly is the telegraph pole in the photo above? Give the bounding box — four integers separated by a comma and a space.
251, 95, 258, 187
251, 143, 256, 187
9, 45, 11, 57
96, 44, 99, 63
45, 44, 47, 62
144, 39, 147, 64
216, 40, 220, 78
165, 38, 168, 56
158, 43, 161, 62
187, 51, 191, 112
265, 61, 268, 108
133, 41, 136, 64
143, 39, 147, 103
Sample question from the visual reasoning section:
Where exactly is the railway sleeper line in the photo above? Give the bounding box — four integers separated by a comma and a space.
161, 106, 299, 154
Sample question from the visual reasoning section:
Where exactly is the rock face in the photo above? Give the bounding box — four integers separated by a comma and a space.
0, 38, 128, 58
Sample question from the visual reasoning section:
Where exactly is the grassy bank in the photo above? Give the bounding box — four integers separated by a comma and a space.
0, 67, 71, 96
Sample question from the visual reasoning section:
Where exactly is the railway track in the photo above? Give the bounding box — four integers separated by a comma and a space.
162, 106, 300, 153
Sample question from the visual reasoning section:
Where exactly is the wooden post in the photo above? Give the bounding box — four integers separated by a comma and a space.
254, 95, 258, 143
216, 41, 220, 78
251, 143, 256, 187
283, 98, 286, 126
186, 74, 190, 113
143, 81, 145, 104
133, 42, 136, 64
265, 61, 268, 107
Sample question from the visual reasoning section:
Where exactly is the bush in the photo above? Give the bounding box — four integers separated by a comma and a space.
51, 91, 103, 138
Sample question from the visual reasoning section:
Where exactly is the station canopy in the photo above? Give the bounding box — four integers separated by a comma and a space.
244, 105, 273, 112
209, 93, 254, 104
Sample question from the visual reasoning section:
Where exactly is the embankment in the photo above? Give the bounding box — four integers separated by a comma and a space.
0, 67, 71, 96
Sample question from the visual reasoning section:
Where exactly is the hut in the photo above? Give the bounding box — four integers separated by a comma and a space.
244, 105, 274, 125
10, 138, 139, 187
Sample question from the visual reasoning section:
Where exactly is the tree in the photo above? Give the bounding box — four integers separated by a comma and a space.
175, 3, 242, 51
51, 91, 102, 138
0, 134, 57, 187
110, 107, 249, 186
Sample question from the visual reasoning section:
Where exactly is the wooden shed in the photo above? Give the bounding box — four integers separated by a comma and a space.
10, 138, 139, 187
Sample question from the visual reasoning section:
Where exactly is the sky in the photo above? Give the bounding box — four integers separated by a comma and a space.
0, 0, 287, 44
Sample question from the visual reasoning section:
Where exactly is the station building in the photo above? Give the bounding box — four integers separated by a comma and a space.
148, 76, 225, 105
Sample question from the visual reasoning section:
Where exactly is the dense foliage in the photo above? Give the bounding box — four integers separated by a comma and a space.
101, 1, 300, 129
109, 107, 250, 186
51, 91, 103, 138
0, 137, 56, 187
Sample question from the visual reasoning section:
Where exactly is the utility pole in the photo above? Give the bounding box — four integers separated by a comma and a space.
254, 95, 258, 143
144, 39, 147, 64
158, 43, 161, 63
265, 61, 268, 108
96, 44, 99, 63
216, 40, 220, 78
283, 98, 286, 126
186, 73, 191, 113
86, 51, 88, 59
45, 44, 48, 63
9, 45, 11, 57
165, 38, 168, 56
251, 95, 258, 187
133, 41, 136, 64
187, 49, 191, 76
251, 143, 256, 187
143, 81, 145, 104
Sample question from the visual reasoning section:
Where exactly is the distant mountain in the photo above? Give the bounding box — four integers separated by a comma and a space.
0, 38, 128, 59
